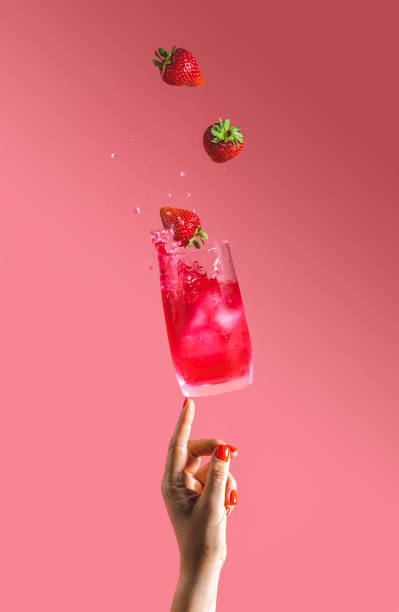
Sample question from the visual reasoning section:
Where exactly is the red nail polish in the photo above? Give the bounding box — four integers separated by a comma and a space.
182, 397, 188, 410
215, 444, 230, 462
227, 445, 238, 453
230, 489, 237, 505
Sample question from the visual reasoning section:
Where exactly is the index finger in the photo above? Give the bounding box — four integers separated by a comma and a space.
164, 397, 195, 480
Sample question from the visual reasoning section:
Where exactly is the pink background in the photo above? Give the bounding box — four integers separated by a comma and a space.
2, 0, 399, 610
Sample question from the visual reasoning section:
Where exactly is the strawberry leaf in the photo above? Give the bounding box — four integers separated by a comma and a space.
193, 240, 201, 249
158, 48, 167, 57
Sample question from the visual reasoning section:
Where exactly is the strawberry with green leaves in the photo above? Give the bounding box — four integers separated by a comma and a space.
160, 207, 208, 249
203, 118, 244, 163
153, 46, 204, 87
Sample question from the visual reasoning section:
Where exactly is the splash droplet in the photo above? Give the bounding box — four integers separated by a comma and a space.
179, 170, 186, 177
167, 193, 172, 199
110, 153, 119, 159
186, 192, 191, 199
191, 208, 197, 213
134, 206, 141, 214
148, 263, 154, 271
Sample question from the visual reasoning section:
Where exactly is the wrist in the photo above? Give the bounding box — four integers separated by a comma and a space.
180, 558, 224, 584
171, 561, 223, 612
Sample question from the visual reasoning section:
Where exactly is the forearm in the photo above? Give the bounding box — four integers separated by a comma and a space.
171, 562, 223, 612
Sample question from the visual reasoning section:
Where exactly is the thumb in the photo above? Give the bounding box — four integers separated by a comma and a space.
200, 445, 230, 512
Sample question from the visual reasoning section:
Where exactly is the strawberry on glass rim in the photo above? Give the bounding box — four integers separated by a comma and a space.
152, 46, 204, 87
160, 207, 208, 249
203, 118, 244, 163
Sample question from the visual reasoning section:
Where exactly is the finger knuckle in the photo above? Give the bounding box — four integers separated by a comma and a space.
211, 464, 227, 481
160, 478, 171, 500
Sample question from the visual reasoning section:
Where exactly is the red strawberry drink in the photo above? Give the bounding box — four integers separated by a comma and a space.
152, 208, 252, 397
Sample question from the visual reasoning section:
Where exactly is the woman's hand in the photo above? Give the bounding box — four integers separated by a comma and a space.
162, 397, 238, 611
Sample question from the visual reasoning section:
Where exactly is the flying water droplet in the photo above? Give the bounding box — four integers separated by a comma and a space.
179, 170, 186, 177
110, 153, 119, 159
148, 263, 154, 271
186, 192, 191, 199
167, 193, 172, 199
134, 207, 141, 214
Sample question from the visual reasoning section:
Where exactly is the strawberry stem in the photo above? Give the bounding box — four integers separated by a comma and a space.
210, 117, 244, 145
152, 45, 178, 77
186, 225, 208, 249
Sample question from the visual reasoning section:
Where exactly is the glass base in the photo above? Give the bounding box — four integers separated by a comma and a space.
179, 374, 252, 398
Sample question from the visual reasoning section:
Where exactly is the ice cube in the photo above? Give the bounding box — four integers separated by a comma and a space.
212, 307, 242, 332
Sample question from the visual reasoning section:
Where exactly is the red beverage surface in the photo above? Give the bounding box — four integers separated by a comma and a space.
161, 257, 252, 386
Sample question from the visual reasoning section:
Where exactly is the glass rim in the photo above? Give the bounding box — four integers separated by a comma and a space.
173, 239, 229, 254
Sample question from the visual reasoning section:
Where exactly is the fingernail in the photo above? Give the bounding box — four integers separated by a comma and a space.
227, 445, 238, 453
215, 444, 230, 462
182, 397, 193, 410
226, 507, 232, 517
229, 489, 237, 505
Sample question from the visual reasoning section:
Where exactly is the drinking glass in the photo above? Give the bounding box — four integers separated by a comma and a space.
157, 239, 253, 397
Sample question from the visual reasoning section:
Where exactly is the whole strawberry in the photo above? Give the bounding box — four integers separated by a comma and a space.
203, 118, 244, 163
160, 207, 208, 248
152, 46, 204, 87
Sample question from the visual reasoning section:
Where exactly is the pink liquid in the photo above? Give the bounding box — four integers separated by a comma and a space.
153, 230, 252, 389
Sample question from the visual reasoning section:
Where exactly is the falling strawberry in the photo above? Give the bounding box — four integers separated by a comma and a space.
203, 118, 244, 163
160, 207, 208, 248
152, 46, 204, 87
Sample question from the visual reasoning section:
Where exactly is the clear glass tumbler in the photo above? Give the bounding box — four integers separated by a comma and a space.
157, 239, 253, 397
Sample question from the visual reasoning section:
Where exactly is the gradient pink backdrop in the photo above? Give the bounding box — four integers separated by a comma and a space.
2, 0, 399, 610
